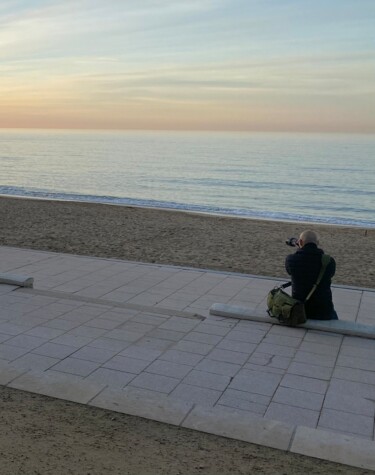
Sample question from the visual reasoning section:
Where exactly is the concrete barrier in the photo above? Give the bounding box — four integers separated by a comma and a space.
0, 273, 34, 288
210, 303, 375, 339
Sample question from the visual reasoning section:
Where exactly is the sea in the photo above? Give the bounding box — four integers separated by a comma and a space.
0, 129, 374, 228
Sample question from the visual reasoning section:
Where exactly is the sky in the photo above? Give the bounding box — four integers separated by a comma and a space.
0, 0, 374, 133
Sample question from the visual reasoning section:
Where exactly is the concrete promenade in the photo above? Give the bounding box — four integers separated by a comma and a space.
0, 245, 375, 470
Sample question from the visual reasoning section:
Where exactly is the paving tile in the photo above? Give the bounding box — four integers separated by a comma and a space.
290, 426, 375, 471
339, 344, 375, 360
173, 340, 214, 356
103, 355, 150, 374
298, 340, 341, 356
158, 349, 203, 366
243, 363, 285, 375
121, 385, 169, 400
262, 334, 302, 348
329, 378, 375, 399
229, 369, 282, 396
146, 360, 193, 379
90, 387, 193, 425
222, 387, 270, 404
225, 329, 265, 344
120, 321, 156, 333
0, 323, 32, 335
0, 345, 30, 361
318, 408, 374, 437
0, 361, 26, 385
303, 331, 343, 346
342, 336, 375, 351
236, 320, 271, 332
131, 313, 168, 326
280, 374, 328, 394
193, 322, 233, 336
293, 351, 337, 368
147, 329, 186, 342
256, 343, 296, 358
32, 338, 77, 358
87, 337, 131, 352
217, 392, 268, 415
183, 370, 230, 391
72, 346, 118, 364
333, 366, 375, 385
183, 331, 223, 345
24, 326, 66, 339
159, 318, 199, 333
267, 325, 306, 338
118, 345, 162, 362
51, 357, 100, 377
3, 334, 47, 351
195, 358, 241, 377
50, 334, 94, 348
136, 337, 174, 352
206, 348, 249, 365
100, 310, 136, 323
265, 402, 319, 427
337, 354, 375, 372
10, 353, 59, 371
287, 362, 333, 380
216, 339, 257, 354
323, 389, 374, 416
99, 329, 144, 342
169, 383, 222, 406
130, 372, 180, 393
42, 318, 81, 331
85, 368, 136, 388
85, 318, 122, 330
67, 326, 108, 339
182, 405, 294, 451
247, 352, 280, 367
272, 386, 324, 411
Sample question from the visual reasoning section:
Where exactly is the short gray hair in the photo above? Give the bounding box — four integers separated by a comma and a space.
299, 230, 319, 245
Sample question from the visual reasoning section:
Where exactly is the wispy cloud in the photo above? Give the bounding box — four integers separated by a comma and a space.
0, 0, 374, 132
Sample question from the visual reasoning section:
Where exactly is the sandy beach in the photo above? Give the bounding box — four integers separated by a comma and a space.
0, 196, 374, 288
0, 195, 374, 474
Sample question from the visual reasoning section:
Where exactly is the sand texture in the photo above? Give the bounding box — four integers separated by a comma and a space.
0, 197, 374, 288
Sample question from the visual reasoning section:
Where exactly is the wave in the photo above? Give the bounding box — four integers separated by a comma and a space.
1, 185, 374, 228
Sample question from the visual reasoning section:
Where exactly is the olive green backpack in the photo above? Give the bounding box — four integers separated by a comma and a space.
267, 254, 331, 326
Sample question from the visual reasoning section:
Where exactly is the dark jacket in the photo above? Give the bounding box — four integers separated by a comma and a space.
285, 243, 336, 319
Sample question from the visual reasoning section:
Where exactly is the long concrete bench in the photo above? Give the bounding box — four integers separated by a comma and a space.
0, 273, 34, 288
210, 303, 375, 339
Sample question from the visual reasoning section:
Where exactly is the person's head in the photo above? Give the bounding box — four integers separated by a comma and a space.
298, 230, 319, 248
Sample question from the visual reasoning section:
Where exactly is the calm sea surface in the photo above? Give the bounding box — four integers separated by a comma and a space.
0, 129, 374, 227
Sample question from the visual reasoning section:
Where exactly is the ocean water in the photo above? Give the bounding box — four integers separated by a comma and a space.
0, 129, 374, 228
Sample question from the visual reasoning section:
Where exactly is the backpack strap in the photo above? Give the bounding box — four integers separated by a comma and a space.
305, 254, 331, 302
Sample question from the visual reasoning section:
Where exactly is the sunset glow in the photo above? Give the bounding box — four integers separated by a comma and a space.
1, 0, 374, 132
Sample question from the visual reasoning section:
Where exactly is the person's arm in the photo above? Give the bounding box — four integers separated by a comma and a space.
285, 255, 292, 275
327, 256, 336, 278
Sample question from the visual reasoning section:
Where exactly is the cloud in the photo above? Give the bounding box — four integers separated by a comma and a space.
0, 0, 374, 131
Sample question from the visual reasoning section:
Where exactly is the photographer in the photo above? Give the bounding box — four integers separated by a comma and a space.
285, 230, 338, 320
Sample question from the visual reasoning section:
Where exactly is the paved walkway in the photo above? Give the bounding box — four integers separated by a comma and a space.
0, 246, 375, 470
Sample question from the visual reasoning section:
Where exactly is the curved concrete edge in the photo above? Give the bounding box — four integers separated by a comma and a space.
210, 303, 375, 339
2, 364, 375, 470
0, 273, 33, 288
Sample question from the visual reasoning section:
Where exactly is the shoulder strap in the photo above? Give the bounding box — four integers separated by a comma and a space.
305, 254, 331, 302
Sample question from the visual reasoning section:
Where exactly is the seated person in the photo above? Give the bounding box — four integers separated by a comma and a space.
285, 230, 338, 320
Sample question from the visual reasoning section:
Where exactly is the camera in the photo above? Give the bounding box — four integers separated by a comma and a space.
285, 237, 299, 247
